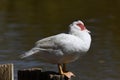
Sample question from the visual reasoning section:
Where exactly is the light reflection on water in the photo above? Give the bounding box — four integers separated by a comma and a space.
0, 1, 120, 80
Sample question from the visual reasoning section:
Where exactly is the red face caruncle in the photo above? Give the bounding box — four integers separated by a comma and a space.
76, 23, 86, 31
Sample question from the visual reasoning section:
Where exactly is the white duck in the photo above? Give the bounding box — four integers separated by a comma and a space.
20, 20, 91, 78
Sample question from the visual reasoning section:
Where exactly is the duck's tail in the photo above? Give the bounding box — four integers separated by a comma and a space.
20, 47, 40, 58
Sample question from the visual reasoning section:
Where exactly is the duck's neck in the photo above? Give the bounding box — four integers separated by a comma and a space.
69, 29, 91, 48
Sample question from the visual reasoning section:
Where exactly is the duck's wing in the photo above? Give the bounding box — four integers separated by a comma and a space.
20, 33, 67, 58
35, 35, 57, 49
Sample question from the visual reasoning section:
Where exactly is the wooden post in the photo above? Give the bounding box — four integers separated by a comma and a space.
18, 68, 71, 80
0, 63, 14, 80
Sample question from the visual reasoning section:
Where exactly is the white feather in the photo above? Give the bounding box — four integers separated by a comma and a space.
20, 20, 91, 64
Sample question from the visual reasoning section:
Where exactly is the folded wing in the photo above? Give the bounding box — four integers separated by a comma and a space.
20, 33, 67, 58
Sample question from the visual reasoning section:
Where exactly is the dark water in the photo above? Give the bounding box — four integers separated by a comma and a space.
0, 0, 120, 80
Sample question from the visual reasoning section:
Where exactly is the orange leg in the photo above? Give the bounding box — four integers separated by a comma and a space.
57, 64, 75, 78
58, 64, 64, 74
